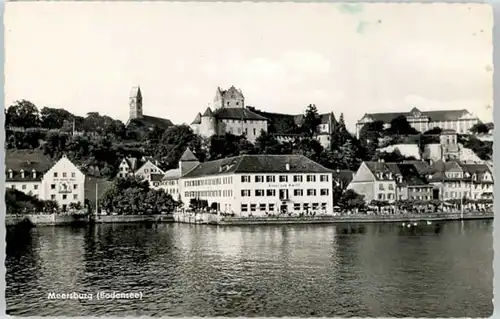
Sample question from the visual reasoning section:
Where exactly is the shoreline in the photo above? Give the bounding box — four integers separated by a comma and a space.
5, 211, 493, 227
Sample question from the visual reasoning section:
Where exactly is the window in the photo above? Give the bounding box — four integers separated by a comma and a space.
73, 194, 78, 200
22, 185, 26, 190
51, 184, 56, 189
245, 128, 248, 135
255, 175, 264, 183
259, 204, 266, 211
307, 189, 316, 196
34, 185, 38, 190
266, 175, 275, 183
255, 189, 265, 196
294, 189, 303, 196
241, 175, 251, 183
303, 203, 310, 210
253, 128, 256, 135
54, 172, 58, 178
62, 195, 67, 200
279, 175, 288, 182
250, 204, 256, 212
266, 189, 276, 196
312, 203, 319, 210
293, 175, 303, 182
306, 175, 316, 182
321, 203, 327, 210
51, 195, 56, 200
241, 204, 248, 212
320, 175, 329, 182
388, 184, 394, 190
62, 172, 67, 178
241, 190, 251, 197
379, 184, 384, 190
320, 189, 329, 196
294, 203, 301, 210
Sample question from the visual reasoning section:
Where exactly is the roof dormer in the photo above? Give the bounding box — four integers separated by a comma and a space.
32, 169, 37, 179
20, 169, 25, 179
8, 169, 13, 179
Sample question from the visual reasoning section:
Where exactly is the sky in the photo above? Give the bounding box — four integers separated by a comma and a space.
5, 2, 493, 132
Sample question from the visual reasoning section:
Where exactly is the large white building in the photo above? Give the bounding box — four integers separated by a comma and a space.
176, 148, 335, 216
6, 151, 86, 211
356, 107, 480, 138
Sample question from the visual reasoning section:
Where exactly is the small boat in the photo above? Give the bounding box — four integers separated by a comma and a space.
426, 221, 432, 225
406, 224, 411, 228
402, 222, 406, 226
413, 222, 417, 226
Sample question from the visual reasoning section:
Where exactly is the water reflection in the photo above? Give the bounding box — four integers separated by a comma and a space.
6, 220, 493, 317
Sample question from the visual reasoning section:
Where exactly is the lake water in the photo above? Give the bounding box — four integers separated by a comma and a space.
6, 220, 493, 317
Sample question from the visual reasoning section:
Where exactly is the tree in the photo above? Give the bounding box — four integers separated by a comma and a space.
255, 130, 282, 154
302, 104, 321, 137
155, 125, 204, 169
359, 120, 384, 144
40, 107, 74, 130
470, 123, 490, 134
386, 115, 418, 135
338, 189, 365, 210
208, 133, 252, 160
338, 139, 359, 170
6, 100, 40, 128
292, 137, 324, 162
371, 149, 417, 162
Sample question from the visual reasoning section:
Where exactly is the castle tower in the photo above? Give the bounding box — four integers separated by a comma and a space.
200, 106, 216, 137
213, 86, 244, 109
129, 86, 143, 120
179, 147, 200, 176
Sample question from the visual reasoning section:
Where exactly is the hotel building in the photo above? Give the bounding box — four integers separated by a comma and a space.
178, 149, 335, 216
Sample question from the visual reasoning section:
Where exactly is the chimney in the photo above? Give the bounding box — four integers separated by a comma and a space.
285, 163, 290, 171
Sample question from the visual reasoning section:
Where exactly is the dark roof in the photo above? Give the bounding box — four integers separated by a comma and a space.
213, 107, 268, 121
202, 107, 213, 117
130, 86, 142, 98
401, 160, 430, 174
293, 112, 335, 126
182, 154, 333, 179
394, 163, 430, 187
180, 148, 199, 162
364, 161, 394, 180
191, 112, 202, 125
150, 173, 164, 182
362, 109, 471, 124
5, 150, 54, 181
459, 163, 491, 175
128, 115, 173, 129
123, 157, 138, 170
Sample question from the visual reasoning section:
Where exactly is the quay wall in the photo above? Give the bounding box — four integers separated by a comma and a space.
94, 214, 174, 223
6, 214, 174, 226
6, 214, 89, 226
215, 211, 493, 226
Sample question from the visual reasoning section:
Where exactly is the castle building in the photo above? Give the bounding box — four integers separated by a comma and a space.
190, 86, 269, 143
356, 107, 480, 138
126, 86, 174, 130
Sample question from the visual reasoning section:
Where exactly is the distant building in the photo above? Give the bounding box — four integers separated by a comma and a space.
347, 160, 434, 204
117, 156, 139, 178
178, 149, 335, 216
5, 151, 86, 211
356, 107, 480, 138
126, 86, 174, 130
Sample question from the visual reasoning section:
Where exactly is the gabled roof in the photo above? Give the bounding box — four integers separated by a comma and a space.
182, 154, 333, 179
213, 107, 268, 121
202, 107, 213, 117
360, 109, 472, 124
364, 161, 394, 180
180, 148, 199, 162
123, 157, 138, 170
6, 150, 54, 181
401, 160, 430, 174
191, 112, 202, 125
459, 163, 491, 175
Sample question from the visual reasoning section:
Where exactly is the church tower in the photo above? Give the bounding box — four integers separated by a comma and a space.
129, 86, 143, 120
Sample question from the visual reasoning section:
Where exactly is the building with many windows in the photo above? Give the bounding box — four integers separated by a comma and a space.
178, 150, 335, 216
356, 107, 480, 138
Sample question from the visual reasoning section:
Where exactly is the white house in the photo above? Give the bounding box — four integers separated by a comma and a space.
117, 157, 139, 178
178, 151, 335, 216
39, 154, 86, 211
135, 160, 165, 181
